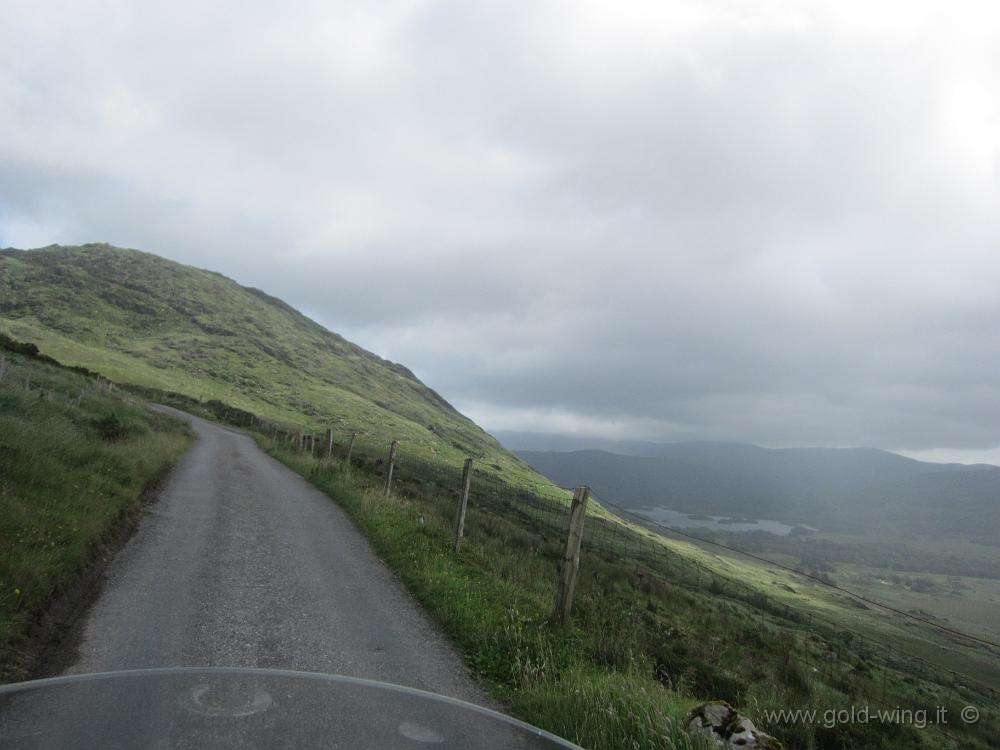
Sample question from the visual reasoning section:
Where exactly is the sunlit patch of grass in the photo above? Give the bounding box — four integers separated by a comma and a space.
512, 667, 715, 750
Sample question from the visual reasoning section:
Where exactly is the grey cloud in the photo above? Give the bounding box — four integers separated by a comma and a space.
2, 1, 999, 456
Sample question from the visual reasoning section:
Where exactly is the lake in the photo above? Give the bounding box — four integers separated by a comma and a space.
630, 506, 803, 536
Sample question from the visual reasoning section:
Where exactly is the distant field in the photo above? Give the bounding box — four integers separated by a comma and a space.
655, 531, 1000, 691
647, 524, 1000, 641
836, 564, 1000, 642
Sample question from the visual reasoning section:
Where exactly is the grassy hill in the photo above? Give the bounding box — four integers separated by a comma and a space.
0, 244, 541, 487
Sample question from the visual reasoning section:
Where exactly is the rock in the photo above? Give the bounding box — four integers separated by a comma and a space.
687, 701, 782, 749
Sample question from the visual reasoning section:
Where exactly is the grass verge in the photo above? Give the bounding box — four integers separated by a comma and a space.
0, 348, 193, 680
258, 453, 713, 750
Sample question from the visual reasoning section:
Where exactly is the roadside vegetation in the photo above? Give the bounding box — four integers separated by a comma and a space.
259, 436, 998, 750
0, 342, 192, 679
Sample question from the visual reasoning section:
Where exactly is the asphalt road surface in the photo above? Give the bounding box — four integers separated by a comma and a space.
1, 408, 575, 748
66, 407, 486, 695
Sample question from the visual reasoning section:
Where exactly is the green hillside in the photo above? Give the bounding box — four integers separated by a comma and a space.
0, 340, 192, 679
0, 244, 540, 485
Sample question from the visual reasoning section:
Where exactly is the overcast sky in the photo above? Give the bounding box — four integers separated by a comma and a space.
2, 1, 999, 462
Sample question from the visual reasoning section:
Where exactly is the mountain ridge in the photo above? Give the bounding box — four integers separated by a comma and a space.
514, 444, 1000, 541
496, 429, 993, 469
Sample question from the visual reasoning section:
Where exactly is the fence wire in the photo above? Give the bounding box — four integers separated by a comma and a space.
249, 418, 999, 702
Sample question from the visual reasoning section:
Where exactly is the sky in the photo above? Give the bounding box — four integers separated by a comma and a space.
2, 0, 999, 462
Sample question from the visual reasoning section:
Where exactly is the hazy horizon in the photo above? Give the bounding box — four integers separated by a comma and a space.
493, 427, 1000, 467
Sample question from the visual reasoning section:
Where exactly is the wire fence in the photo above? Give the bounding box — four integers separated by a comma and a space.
0, 353, 141, 408
204, 413, 1000, 703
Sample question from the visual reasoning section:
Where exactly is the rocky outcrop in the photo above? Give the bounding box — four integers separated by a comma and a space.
687, 702, 782, 749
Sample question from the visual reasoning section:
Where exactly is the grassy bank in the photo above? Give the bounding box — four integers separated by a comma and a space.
261, 447, 712, 750
0, 348, 192, 679
260, 439, 997, 750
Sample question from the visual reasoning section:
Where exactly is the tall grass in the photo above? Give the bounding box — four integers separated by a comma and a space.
259, 441, 998, 750
263, 459, 716, 750
0, 351, 192, 679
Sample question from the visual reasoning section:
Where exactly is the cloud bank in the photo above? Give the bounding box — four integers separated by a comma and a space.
2, 0, 999, 457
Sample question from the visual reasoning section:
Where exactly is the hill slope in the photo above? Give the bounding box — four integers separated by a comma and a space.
0, 244, 534, 481
0, 341, 192, 678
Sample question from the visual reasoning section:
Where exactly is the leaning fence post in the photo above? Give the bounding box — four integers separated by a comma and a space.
346, 432, 357, 466
555, 485, 591, 625
452, 458, 474, 552
384, 440, 399, 497
326, 428, 334, 460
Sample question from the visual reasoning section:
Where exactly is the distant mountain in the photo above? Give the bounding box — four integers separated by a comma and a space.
514, 441, 1000, 541
0, 244, 536, 478
495, 430, 694, 456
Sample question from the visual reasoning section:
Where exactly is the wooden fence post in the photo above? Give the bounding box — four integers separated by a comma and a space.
311, 434, 318, 458
326, 428, 334, 460
453, 458, 474, 553
384, 440, 399, 497
346, 432, 357, 466
554, 485, 591, 625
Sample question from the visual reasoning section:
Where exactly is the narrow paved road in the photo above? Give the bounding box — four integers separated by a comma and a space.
2, 408, 576, 748
64, 407, 488, 700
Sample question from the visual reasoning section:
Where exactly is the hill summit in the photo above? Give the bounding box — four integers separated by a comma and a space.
0, 243, 521, 473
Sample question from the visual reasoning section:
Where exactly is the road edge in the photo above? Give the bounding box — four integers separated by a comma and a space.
6, 426, 195, 683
